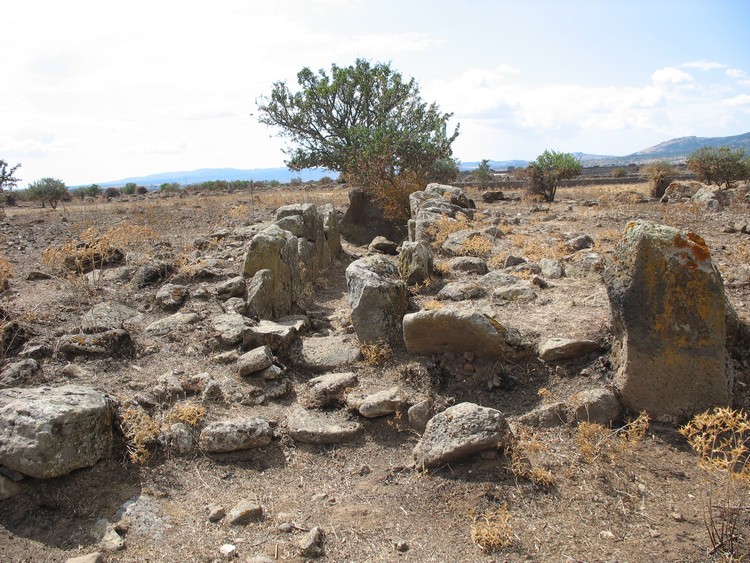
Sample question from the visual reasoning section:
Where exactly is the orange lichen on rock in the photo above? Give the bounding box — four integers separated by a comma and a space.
686, 232, 711, 262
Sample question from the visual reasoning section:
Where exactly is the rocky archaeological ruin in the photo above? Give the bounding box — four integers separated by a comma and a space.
0, 180, 749, 562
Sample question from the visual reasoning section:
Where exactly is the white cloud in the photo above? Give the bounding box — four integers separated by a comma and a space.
683, 61, 726, 71
725, 94, 750, 107
727, 68, 748, 79
651, 67, 694, 84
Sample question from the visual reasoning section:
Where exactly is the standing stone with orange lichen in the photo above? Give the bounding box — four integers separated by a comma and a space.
604, 220, 732, 421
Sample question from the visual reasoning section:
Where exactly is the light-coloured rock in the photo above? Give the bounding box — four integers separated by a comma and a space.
436, 281, 485, 301
398, 241, 433, 285
516, 402, 568, 428
212, 313, 254, 346
368, 236, 398, 255
245, 269, 274, 319
538, 338, 600, 362
226, 500, 263, 525
353, 386, 408, 418
492, 284, 537, 302
605, 220, 731, 420
237, 346, 274, 376
0, 474, 23, 500
299, 526, 324, 557
566, 234, 595, 251
300, 372, 358, 409
569, 387, 621, 425
65, 552, 104, 563
0, 386, 114, 478
441, 230, 490, 258
215, 276, 246, 300
287, 408, 362, 444
408, 400, 434, 433
346, 256, 409, 344
402, 308, 529, 361
539, 258, 565, 279
57, 329, 135, 359
155, 283, 189, 310
199, 418, 272, 453
0, 359, 40, 388
413, 403, 513, 469
158, 423, 193, 455
81, 302, 139, 334
448, 256, 488, 275
245, 318, 304, 351
145, 313, 200, 336
293, 335, 362, 372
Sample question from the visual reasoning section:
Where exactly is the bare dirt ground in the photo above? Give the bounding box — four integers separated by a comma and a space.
0, 181, 749, 562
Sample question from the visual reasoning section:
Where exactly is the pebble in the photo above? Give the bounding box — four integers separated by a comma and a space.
207, 504, 226, 523
219, 543, 237, 559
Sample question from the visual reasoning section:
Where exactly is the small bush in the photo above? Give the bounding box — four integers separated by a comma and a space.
118, 407, 160, 464
104, 187, 121, 198
680, 408, 750, 557
577, 411, 650, 463
643, 160, 675, 198
165, 402, 207, 426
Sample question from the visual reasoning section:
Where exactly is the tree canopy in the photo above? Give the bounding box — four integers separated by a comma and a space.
524, 150, 581, 202
0, 160, 21, 191
26, 177, 69, 209
686, 146, 749, 189
257, 59, 459, 218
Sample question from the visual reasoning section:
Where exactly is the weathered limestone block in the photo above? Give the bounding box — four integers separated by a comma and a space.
398, 241, 433, 285
413, 402, 513, 469
346, 256, 409, 345
403, 308, 529, 361
0, 385, 115, 478
243, 224, 301, 318
604, 220, 731, 420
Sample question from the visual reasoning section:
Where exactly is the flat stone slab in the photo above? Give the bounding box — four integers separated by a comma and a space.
293, 335, 362, 373
538, 338, 600, 362
287, 407, 362, 444
403, 308, 529, 361
199, 418, 272, 453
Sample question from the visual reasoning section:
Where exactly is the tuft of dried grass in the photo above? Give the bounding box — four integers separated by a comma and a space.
165, 402, 207, 427
577, 411, 650, 463
470, 505, 514, 552
118, 407, 160, 464
360, 341, 393, 366
0, 255, 13, 291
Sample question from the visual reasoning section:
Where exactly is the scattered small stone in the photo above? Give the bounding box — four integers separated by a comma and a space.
671, 512, 686, 522
311, 492, 328, 502
226, 500, 263, 525
599, 530, 615, 540
395, 540, 410, 552
299, 526, 324, 557
219, 543, 237, 559
64, 553, 104, 563
277, 522, 293, 533
207, 504, 226, 523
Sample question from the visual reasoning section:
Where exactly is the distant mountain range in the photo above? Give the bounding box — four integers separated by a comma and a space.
94, 132, 750, 187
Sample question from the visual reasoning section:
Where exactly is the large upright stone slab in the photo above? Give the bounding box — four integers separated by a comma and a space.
346, 255, 409, 345
604, 221, 731, 420
243, 225, 301, 318
0, 386, 115, 478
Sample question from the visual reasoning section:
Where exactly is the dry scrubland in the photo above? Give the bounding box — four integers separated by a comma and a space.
0, 181, 749, 562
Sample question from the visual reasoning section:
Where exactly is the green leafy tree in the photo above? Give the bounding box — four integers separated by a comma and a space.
0, 160, 21, 192
427, 157, 460, 185
474, 159, 493, 188
26, 177, 69, 209
122, 182, 138, 195
257, 59, 459, 219
642, 161, 676, 198
686, 146, 748, 189
524, 150, 581, 202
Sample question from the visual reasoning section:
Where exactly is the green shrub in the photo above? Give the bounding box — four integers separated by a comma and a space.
26, 177, 69, 209
687, 146, 749, 189
522, 150, 581, 202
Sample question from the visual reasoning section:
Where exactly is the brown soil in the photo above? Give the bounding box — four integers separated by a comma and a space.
0, 182, 749, 562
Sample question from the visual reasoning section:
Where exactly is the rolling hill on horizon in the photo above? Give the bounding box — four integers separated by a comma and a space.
92, 131, 750, 188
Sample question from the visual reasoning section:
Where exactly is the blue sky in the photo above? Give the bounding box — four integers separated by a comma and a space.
1, 0, 749, 186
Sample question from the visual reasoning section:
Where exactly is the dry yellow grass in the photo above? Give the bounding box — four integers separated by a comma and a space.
470, 505, 514, 552
118, 407, 160, 464
577, 411, 650, 463
165, 402, 207, 427
360, 341, 393, 365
